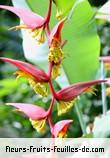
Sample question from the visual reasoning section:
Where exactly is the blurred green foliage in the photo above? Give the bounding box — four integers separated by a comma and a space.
89, 0, 107, 6
0, 0, 110, 138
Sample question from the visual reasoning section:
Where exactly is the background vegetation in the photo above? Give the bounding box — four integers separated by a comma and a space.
0, 0, 110, 138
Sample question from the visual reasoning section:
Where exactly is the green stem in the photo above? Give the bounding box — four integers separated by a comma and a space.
101, 61, 107, 115
75, 98, 87, 136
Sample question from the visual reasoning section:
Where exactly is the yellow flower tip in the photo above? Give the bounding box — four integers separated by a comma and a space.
52, 64, 61, 79
29, 28, 46, 44
15, 70, 48, 97
57, 100, 75, 116
48, 40, 64, 64
13, 109, 22, 113
28, 79, 48, 97
85, 87, 97, 96
106, 87, 110, 96
14, 70, 30, 80
57, 126, 68, 138
58, 131, 67, 138
105, 63, 110, 70
8, 25, 28, 31
37, 30, 45, 44
30, 118, 47, 134
14, 70, 48, 97
56, 10, 63, 20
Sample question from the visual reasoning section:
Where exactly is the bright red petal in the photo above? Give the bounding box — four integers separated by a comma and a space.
7, 103, 47, 120
0, 5, 44, 29
49, 18, 66, 45
53, 120, 73, 137
57, 80, 107, 101
0, 57, 49, 82
100, 56, 110, 63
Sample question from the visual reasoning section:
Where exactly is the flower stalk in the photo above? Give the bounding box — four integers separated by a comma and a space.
47, 97, 55, 115
101, 61, 107, 115
48, 81, 57, 98
75, 98, 87, 136
45, 0, 52, 26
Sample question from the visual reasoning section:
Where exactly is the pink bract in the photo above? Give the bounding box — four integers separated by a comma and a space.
0, 5, 44, 29
49, 119, 73, 137
6, 103, 48, 120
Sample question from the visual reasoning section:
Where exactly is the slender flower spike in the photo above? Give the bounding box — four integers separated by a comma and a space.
49, 118, 73, 138
6, 102, 53, 134
0, 0, 52, 44
0, 57, 49, 97
48, 19, 66, 79
56, 80, 107, 116
100, 56, 110, 70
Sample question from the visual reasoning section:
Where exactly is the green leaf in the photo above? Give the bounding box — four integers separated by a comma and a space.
53, 0, 75, 19
27, 0, 48, 15
0, 79, 18, 97
0, 78, 26, 97
62, 0, 100, 83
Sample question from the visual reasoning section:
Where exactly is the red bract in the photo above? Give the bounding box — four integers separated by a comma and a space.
48, 19, 66, 79
0, 57, 50, 96
56, 80, 107, 101
0, 57, 49, 82
55, 80, 107, 116
49, 18, 66, 46
49, 118, 73, 138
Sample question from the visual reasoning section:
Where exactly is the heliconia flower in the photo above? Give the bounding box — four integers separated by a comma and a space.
0, 57, 49, 97
48, 19, 66, 79
55, 80, 107, 116
100, 56, 110, 70
6, 101, 54, 134
48, 118, 73, 138
0, 0, 52, 44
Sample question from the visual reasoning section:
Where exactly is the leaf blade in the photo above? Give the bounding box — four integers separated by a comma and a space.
62, 0, 100, 83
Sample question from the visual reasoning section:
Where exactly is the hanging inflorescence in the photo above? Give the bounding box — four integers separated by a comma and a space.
0, 0, 107, 138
